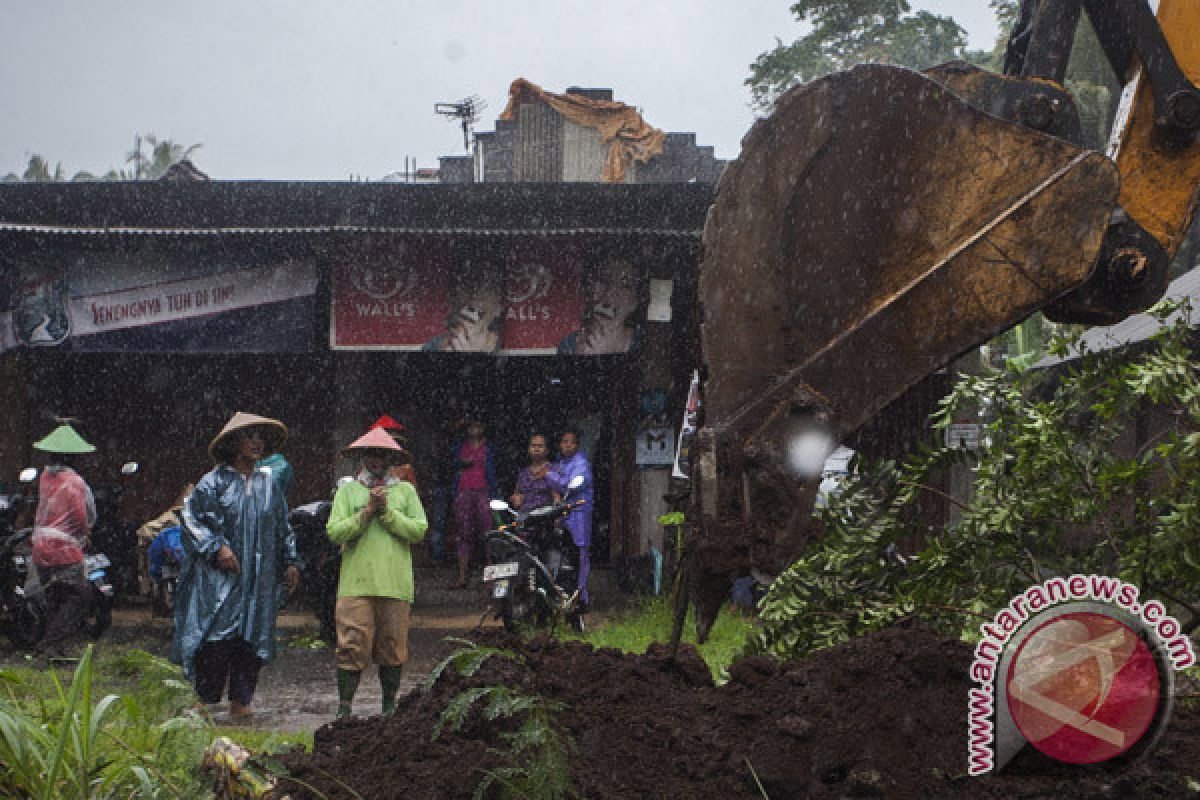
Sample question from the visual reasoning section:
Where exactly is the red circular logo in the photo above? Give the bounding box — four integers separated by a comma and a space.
1006, 612, 1160, 764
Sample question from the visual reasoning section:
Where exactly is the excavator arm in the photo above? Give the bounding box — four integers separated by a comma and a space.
682, 0, 1200, 644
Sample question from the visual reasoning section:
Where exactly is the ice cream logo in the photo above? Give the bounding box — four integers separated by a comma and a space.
506, 262, 553, 303
349, 263, 418, 301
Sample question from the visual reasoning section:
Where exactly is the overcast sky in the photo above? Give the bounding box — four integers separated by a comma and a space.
1, 1, 1001, 181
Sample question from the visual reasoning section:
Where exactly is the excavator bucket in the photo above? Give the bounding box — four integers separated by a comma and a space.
701, 63, 1118, 447
687, 64, 1120, 641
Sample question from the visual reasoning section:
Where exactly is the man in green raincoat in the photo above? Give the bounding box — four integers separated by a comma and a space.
327, 426, 427, 717
172, 412, 300, 719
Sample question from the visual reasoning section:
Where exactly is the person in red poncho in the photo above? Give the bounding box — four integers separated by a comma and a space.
30, 423, 97, 658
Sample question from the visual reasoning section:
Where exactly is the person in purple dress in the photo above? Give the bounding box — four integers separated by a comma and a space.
510, 433, 554, 515
547, 430, 595, 607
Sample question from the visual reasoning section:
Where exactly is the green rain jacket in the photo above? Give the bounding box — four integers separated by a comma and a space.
327, 476, 427, 600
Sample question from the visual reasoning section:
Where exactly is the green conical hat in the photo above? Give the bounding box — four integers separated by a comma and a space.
33, 424, 96, 454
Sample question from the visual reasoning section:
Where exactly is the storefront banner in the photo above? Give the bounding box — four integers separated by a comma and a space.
330, 239, 452, 350
1, 255, 317, 353
502, 239, 584, 354
330, 238, 639, 355
71, 263, 315, 337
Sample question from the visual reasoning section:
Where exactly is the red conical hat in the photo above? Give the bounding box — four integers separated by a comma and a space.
342, 427, 406, 456
369, 414, 405, 431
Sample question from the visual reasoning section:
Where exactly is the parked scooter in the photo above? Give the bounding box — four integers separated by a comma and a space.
0, 526, 116, 649
88, 462, 142, 601
0, 464, 128, 649
288, 476, 354, 644
481, 475, 587, 633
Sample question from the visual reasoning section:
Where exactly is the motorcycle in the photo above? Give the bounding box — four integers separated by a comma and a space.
88, 462, 142, 601
0, 526, 115, 649
0, 464, 128, 649
147, 524, 184, 617
289, 490, 345, 645
481, 475, 587, 633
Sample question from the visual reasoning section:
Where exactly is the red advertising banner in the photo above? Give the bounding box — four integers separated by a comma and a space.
502, 239, 584, 354
330, 238, 451, 350
329, 237, 637, 355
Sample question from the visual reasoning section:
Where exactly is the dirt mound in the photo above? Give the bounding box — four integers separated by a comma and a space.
275, 621, 1200, 799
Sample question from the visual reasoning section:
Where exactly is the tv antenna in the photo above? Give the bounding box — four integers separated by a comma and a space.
435, 95, 486, 151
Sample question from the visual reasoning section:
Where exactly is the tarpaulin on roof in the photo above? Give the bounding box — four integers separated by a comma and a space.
499, 78, 665, 183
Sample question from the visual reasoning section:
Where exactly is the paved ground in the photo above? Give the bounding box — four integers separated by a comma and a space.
1, 602, 614, 734
1, 564, 632, 733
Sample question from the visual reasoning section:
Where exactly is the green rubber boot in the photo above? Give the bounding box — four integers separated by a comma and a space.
336, 669, 361, 719
379, 665, 403, 715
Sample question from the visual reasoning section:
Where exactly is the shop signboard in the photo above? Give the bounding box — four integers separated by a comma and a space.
0, 252, 318, 353
330, 237, 638, 355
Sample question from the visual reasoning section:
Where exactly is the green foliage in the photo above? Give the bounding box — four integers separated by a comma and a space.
557, 596, 754, 683
0, 643, 312, 798
430, 641, 577, 800
756, 300, 1200, 661
747, 0, 967, 109
6, 134, 201, 183
423, 636, 520, 695
0, 645, 207, 799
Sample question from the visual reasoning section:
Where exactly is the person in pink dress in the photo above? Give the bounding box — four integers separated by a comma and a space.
449, 420, 496, 589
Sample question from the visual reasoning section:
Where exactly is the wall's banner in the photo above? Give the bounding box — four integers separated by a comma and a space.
0, 253, 318, 353
330, 237, 637, 355
330, 238, 452, 351
502, 238, 584, 354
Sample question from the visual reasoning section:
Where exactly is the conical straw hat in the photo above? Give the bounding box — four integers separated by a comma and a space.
342, 427, 406, 458
33, 424, 96, 454
209, 412, 288, 462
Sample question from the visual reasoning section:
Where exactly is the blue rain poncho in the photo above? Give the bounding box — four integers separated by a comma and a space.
171, 464, 299, 679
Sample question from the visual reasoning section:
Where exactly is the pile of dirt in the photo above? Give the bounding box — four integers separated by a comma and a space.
275, 621, 1200, 799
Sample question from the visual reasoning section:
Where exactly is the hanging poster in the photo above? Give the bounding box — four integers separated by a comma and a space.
556, 247, 640, 355
636, 425, 675, 466
502, 238, 584, 354
330, 237, 452, 350
672, 370, 701, 480
329, 237, 641, 355
0, 250, 317, 353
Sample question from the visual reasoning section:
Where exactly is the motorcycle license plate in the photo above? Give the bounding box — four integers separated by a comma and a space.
483, 562, 519, 582
85, 554, 111, 570
491, 579, 509, 598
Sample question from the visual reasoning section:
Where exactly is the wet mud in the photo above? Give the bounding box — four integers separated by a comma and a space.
277, 621, 1200, 799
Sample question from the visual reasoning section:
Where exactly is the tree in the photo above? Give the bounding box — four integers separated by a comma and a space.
125, 134, 202, 180
754, 300, 1200, 660
746, 0, 968, 110
5, 135, 202, 182
21, 154, 65, 182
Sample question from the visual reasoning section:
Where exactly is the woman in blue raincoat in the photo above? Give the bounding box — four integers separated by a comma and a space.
171, 412, 300, 719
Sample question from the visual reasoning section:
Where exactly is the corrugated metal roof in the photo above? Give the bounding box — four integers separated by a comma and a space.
0, 222, 700, 237
1036, 267, 1200, 367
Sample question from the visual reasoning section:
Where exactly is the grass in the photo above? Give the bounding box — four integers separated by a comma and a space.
0, 643, 312, 798
559, 595, 756, 682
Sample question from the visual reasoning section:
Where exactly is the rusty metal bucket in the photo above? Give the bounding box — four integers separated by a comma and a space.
686, 64, 1120, 639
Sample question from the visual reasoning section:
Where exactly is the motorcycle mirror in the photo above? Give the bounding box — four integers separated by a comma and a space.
490, 499, 510, 512
19, 467, 37, 483
120, 461, 139, 476
567, 475, 584, 491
